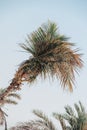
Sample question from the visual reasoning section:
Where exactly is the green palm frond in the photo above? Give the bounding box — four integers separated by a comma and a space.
33, 109, 56, 130
7, 93, 21, 100
17, 21, 83, 91
20, 21, 69, 57
0, 88, 6, 95
53, 102, 87, 130
79, 101, 85, 113
74, 103, 82, 117
53, 113, 67, 130
64, 105, 75, 117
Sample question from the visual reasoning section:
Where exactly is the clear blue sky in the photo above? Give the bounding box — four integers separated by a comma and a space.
0, 0, 87, 129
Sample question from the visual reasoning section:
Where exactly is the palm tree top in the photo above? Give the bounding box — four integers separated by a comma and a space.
20, 21, 69, 57
18, 21, 83, 91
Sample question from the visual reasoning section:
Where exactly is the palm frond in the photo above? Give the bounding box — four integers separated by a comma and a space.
10, 121, 52, 130
0, 108, 5, 125
20, 42, 35, 56
33, 109, 56, 130
0, 88, 21, 107
3, 99, 17, 105
79, 101, 85, 113
53, 113, 67, 130
64, 105, 75, 117
0, 88, 6, 95
7, 93, 21, 100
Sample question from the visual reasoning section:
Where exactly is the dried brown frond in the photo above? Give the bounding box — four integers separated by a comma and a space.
7, 93, 21, 100
53, 101, 87, 130
2, 99, 17, 105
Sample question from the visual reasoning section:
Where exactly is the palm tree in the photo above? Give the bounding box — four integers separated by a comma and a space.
53, 101, 87, 130
0, 21, 83, 105
9, 109, 56, 130
0, 88, 20, 130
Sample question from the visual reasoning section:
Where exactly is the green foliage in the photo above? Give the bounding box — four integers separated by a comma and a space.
53, 101, 87, 130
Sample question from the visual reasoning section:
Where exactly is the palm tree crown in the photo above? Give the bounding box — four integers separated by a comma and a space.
17, 21, 83, 91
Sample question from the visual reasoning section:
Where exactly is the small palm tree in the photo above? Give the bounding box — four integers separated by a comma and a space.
53, 101, 87, 130
0, 88, 20, 130
0, 21, 83, 104
9, 109, 56, 130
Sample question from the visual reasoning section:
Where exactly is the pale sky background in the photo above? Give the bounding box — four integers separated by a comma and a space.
0, 0, 87, 129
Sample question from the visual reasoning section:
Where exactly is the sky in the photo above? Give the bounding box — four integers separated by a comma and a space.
0, 0, 87, 129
